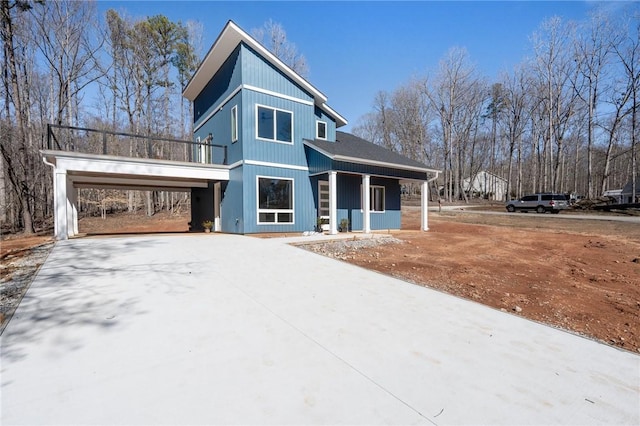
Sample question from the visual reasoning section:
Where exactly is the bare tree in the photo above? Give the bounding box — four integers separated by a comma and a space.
252, 19, 309, 78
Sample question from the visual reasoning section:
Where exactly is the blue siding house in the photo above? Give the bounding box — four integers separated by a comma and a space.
183, 21, 439, 235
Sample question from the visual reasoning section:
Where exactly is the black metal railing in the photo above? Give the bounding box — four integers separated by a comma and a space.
47, 124, 227, 165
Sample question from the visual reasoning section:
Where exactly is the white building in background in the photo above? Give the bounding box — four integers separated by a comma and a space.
463, 171, 508, 201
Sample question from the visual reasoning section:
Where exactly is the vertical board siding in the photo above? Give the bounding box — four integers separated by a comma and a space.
241, 44, 314, 102
242, 164, 316, 233
314, 106, 337, 141
194, 46, 242, 126
220, 167, 245, 233
194, 91, 243, 165
242, 90, 314, 167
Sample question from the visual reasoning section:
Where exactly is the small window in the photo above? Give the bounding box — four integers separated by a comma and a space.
316, 121, 327, 139
256, 105, 293, 143
257, 177, 294, 224
231, 105, 238, 142
371, 186, 385, 212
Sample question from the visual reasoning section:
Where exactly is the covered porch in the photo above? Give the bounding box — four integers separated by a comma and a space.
305, 132, 440, 235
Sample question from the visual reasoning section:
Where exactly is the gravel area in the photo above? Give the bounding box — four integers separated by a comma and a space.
0, 242, 54, 334
299, 235, 404, 260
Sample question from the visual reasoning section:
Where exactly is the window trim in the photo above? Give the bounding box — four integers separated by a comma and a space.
231, 105, 238, 143
256, 175, 295, 225
370, 185, 385, 212
316, 120, 327, 140
255, 104, 294, 144
361, 184, 386, 213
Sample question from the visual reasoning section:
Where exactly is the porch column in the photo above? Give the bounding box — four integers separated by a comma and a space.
329, 171, 337, 235
54, 168, 69, 240
421, 180, 429, 231
362, 174, 371, 233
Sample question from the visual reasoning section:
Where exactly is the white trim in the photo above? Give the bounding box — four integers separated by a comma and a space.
318, 180, 330, 218
244, 84, 314, 106
194, 84, 242, 132
316, 120, 327, 140
231, 105, 238, 143
360, 184, 386, 213
244, 159, 308, 171
370, 185, 386, 212
256, 175, 295, 225
255, 104, 294, 144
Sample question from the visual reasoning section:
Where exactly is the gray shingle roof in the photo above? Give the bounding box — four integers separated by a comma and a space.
304, 131, 438, 173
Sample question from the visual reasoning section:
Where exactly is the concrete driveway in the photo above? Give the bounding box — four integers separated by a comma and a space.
1, 234, 638, 425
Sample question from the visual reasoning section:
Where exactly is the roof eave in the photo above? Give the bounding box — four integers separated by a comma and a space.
183, 21, 329, 108
303, 141, 440, 175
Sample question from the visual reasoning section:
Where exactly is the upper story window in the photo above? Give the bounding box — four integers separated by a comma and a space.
231, 105, 238, 143
256, 105, 293, 144
316, 121, 327, 140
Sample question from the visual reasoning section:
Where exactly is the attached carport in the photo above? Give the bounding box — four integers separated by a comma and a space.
42, 150, 229, 240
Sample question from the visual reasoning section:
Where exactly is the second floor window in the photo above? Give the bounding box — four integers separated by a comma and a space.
316, 121, 327, 139
257, 105, 293, 143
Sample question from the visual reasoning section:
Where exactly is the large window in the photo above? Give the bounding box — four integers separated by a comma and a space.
256, 105, 293, 143
231, 105, 238, 142
257, 177, 294, 224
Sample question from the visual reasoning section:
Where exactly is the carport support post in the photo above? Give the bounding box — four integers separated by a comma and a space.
329, 171, 337, 235
68, 183, 78, 237
54, 168, 69, 240
363, 174, 371, 233
421, 180, 429, 231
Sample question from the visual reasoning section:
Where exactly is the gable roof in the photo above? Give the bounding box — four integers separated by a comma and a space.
304, 131, 439, 174
182, 20, 347, 127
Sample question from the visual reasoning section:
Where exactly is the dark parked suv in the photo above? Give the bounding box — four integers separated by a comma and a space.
506, 193, 569, 214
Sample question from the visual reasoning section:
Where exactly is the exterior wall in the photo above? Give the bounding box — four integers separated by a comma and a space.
241, 44, 314, 103
314, 106, 336, 141
194, 46, 243, 126
241, 164, 316, 233
312, 173, 402, 231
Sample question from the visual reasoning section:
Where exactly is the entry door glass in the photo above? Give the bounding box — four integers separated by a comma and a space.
319, 181, 329, 217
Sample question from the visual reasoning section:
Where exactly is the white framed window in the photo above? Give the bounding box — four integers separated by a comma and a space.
371, 186, 385, 212
316, 120, 327, 140
231, 105, 238, 143
362, 185, 385, 212
256, 104, 293, 144
257, 176, 294, 224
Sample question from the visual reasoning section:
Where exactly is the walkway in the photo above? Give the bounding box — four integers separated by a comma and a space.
1, 234, 638, 424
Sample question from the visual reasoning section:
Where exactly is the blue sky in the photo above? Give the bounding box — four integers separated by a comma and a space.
97, 1, 609, 131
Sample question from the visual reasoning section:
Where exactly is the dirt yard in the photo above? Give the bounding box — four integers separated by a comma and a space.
335, 207, 640, 353
1, 208, 639, 353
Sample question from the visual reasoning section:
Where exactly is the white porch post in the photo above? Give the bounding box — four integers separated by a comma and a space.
421, 180, 429, 231
54, 169, 69, 240
362, 174, 371, 233
329, 171, 337, 235
69, 183, 78, 236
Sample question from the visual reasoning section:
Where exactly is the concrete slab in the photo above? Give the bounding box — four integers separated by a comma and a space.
1, 234, 639, 425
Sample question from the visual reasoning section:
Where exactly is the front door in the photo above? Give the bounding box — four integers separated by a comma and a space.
318, 181, 330, 231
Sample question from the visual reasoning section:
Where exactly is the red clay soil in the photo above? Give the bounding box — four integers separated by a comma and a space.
344, 208, 640, 353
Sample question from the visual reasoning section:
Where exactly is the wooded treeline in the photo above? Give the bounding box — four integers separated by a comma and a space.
353, 8, 639, 203
1, 0, 202, 233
